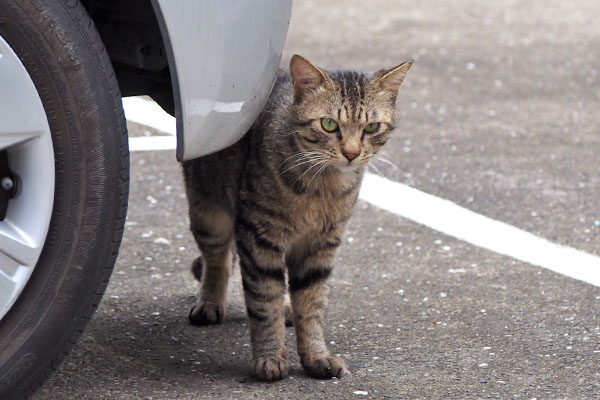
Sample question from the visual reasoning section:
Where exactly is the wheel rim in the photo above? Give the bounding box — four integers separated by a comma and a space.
0, 35, 55, 320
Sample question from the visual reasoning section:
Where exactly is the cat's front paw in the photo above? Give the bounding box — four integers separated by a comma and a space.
301, 354, 347, 379
252, 355, 289, 381
188, 301, 224, 325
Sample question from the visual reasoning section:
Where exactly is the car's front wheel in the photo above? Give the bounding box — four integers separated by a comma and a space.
0, 1, 129, 398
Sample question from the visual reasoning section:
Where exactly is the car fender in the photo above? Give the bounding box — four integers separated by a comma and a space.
151, 0, 292, 161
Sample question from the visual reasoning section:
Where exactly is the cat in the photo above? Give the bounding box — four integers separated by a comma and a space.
182, 55, 412, 381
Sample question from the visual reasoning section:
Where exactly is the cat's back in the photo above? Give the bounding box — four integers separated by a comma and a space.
251, 69, 293, 134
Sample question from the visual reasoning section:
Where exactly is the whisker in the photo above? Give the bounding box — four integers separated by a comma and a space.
281, 154, 328, 174
372, 154, 414, 184
307, 162, 331, 191
368, 161, 384, 178
372, 154, 399, 169
295, 160, 328, 183
281, 150, 324, 157
279, 158, 320, 175
280, 150, 322, 165
279, 153, 306, 167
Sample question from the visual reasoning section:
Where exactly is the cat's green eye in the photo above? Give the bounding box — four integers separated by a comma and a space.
364, 122, 380, 133
320, 118, 339, 132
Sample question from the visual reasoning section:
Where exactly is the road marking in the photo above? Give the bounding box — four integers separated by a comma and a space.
122, 97, 176, 135
124, 99, 600, 287
360, 174, 600, 287
129, 135, 176, 152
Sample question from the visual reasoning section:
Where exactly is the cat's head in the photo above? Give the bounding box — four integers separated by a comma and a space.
288, 55, 412, 170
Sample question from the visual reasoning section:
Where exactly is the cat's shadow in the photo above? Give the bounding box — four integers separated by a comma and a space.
64, 292, 306, 392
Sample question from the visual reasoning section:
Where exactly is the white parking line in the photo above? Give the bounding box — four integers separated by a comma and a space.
129, 135, 176, 152
122, 97, 176, 135
123, 100, 600, 288
360, 174, 600, 287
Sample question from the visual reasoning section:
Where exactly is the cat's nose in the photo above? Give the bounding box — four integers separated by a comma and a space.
342, 150, 359, 162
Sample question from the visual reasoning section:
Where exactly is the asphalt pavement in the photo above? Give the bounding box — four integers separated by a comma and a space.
33, 1, 600, 398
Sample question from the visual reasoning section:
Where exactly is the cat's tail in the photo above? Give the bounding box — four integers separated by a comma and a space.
191, 256, 203, 281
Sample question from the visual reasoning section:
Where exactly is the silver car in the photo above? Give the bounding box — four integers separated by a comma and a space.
0, 0, 291, 397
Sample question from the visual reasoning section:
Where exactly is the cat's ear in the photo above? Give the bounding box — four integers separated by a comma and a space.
373, 60, 413, 97
290, 55, 328, 97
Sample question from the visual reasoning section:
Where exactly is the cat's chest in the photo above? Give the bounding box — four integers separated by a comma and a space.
287, 193, 350, 231
280, 174, 360, 232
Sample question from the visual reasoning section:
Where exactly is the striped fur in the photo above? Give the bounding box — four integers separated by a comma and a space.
183, 55, 412, 381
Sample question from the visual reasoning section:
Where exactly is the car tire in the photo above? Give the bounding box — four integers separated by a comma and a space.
0, 0, 129, 398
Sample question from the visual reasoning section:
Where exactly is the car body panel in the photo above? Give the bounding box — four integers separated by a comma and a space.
151, 0, 292, 161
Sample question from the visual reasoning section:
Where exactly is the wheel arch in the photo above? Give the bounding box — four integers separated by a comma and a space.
81, 0, 178, 110
84, 0, 292, 162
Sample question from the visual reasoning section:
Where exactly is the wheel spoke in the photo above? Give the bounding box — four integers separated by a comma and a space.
0, 268, 18, 316
0, 131, 40, 151
0, 222, 38, 267
0, 39, 49, 150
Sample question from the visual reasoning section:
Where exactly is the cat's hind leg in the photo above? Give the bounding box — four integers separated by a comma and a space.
188, 201, 234, 325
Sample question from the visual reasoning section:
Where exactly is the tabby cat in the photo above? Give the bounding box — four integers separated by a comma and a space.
182, 55, 412, 381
